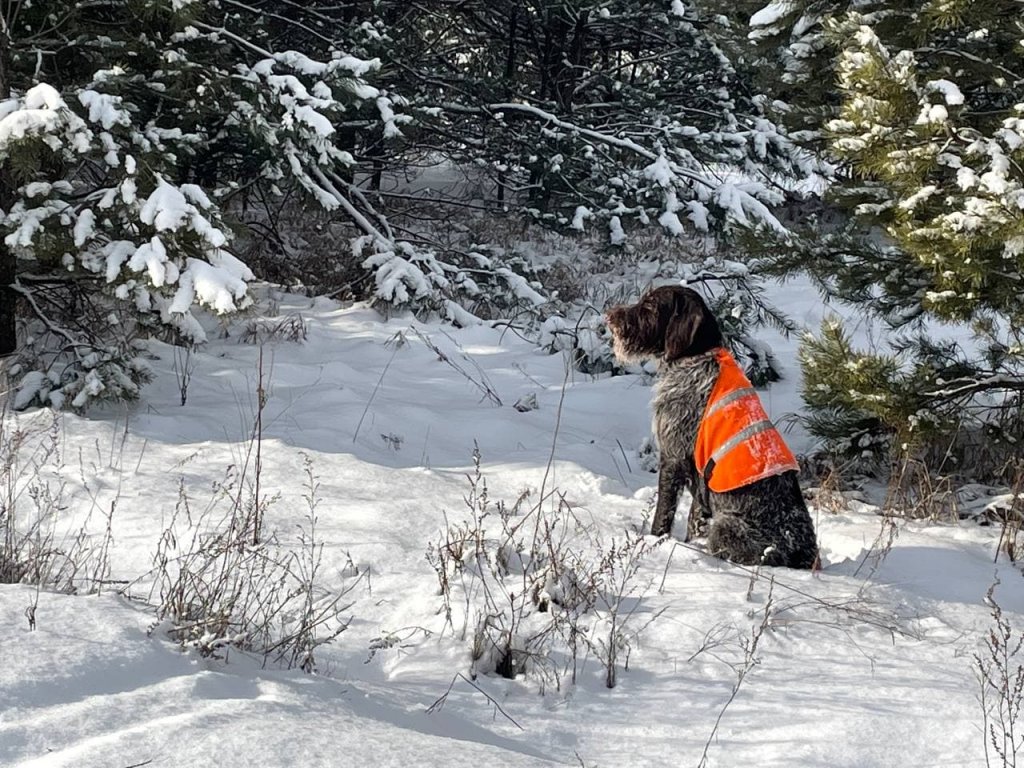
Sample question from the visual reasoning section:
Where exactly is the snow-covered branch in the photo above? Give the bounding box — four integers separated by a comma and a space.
925, 376, 1024, 400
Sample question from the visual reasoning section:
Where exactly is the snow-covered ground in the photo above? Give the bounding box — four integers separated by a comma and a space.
1, 279, 1020, 767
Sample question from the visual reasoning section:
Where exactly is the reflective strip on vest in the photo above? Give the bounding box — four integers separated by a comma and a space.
703, 386, 757, 420
710, 419, 776, 465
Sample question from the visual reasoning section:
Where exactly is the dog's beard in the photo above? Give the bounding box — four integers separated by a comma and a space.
610, 332, 652, 364
606, 313, 658, 364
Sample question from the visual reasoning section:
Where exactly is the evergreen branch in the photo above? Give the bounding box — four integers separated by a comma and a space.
314, 169, 388, 241
916, 47, 1023, 85
441, 101, 708, 184
10, 282, 85, 360
191, 21, 275, 59
219, 0, 340, 48
15, 272, 103, 284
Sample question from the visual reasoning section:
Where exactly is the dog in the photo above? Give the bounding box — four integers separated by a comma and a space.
605, 285, 818, 569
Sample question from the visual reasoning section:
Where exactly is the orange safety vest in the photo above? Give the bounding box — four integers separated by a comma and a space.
694, 348, 799, 493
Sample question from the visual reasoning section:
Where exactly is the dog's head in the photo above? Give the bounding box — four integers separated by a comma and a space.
605, 285, 722, 364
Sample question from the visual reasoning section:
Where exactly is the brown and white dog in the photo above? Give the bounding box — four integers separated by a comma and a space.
606, 285, 818, 568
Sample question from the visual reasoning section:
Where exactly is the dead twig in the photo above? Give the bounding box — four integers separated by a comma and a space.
426, 672, 524, 730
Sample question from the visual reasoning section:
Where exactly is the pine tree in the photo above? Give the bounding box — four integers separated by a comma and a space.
743, 1, 917, 139
384, 0, 814, 242
0, 0, 407, 409
753, 0, 1024, 470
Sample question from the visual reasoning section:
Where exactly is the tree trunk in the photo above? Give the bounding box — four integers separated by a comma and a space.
556, 12, 587, 114
0, 22, 16, 357
0, 239, 12, 357
497, 7, 519, 207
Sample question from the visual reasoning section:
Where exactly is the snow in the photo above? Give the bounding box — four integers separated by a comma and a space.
0, 85, 66, 146
273, 50, 333, 77
4, 198, 70, 249
0, 83, 95, 159
1, 278, 1019, 767
926, 79, 965, 106
364, 249, 437, 304
917, 103, 950, 125
571, 205, 592, 231
140, 178, 230, 249
658, 190, 685, 235
78, 89, 131, 130
749, 1, 796, 29
687, 200, 710, 231
1005, 236, 1024, 257
0, 107, 61, 146
957, 167, 978, 190
347, 82, 382, 101
658, 209, 685, 235
377, 96, 403, 139
128, 235, 175, 287
897, 185, 938, 211
73, 208, 96, 247
102, 240, 138, 282
608, 216, 626, 245
120, 178, 138, 206
174, 254, 252, 315
22, 82, 66, 112
11, 371, 48, 411
642, 155, 674, 188
22, 182, 57, 198
333, 55, 382, 78
70, 369, 106, 409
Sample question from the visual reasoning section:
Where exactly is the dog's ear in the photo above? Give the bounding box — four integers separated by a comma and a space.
663, 307, 702, 361
663, 289, 723, 360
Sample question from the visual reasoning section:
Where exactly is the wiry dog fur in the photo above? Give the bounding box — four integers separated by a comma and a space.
606, 285, 818, 569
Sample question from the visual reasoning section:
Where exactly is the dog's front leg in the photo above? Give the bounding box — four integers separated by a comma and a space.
684, 458, 712, 541
652, 455, 687, 537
